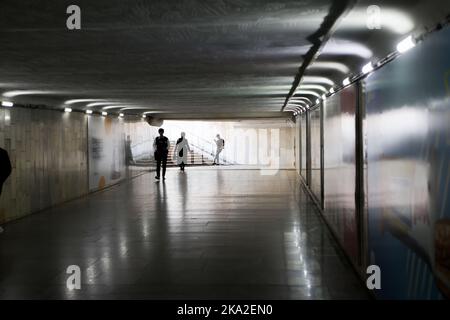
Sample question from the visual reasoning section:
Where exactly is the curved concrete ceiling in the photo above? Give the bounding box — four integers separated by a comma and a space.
0, 0, 449, 119
285, 0, 450, 111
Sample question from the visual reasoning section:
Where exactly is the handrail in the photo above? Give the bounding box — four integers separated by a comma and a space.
168, 124, 235, 164
128, 130, 236, 165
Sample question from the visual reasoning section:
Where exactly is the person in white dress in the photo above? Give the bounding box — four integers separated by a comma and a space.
174, 132, 191, 172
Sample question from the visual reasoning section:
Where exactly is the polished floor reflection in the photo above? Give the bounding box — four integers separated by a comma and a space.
0, 169, 370, 299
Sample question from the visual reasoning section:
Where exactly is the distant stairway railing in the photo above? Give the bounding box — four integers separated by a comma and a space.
128, 134, 236, 167
167, 124, 236, 165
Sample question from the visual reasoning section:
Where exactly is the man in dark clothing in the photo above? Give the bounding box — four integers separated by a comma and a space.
153, 128, 170, 180
0, 147, 11, 234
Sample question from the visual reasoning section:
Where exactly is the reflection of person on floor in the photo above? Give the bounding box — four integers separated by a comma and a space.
174, 132, 191, 172
125, 135, 134, 165
153, 128, 170, 180
213, 134, 224, 165
0, 147, 12, 234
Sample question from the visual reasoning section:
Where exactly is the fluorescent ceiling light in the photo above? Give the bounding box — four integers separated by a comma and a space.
302, 76, 335, 86
86, 102, 119, 107
102, 106, 128, 110
342, 78, 351, 86
119, 113, 124, 117
64, 108, 72, 113
297, 84, 327, 93
329, 87, 335, 94
294, 90, 321, 98
85, 110, 93, 114
308, 61, 350, 74
397, 35, 415, 53
3, 90, 61, 98
64, 99, 105, 105
288, 104, 306, 110
101, 111, 108, 116
362, 62, 374, 74
1, 101, 13, 107
290, 97, 312, 103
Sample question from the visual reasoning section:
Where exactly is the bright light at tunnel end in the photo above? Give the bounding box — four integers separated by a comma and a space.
85, 110, 93, 115
397, 35, 416, 53
102, 111, 108, 116
64, 107, 72, 113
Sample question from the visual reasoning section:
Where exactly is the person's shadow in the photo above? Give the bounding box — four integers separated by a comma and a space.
154, 180, 168, 252
178, 173, 188, 218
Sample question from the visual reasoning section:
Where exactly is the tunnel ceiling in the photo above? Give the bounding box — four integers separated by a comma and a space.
0, 0, 448, 120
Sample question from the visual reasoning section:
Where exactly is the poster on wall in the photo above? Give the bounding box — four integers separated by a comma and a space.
323, 85, 359, 265
88, 116, 126, 191
123, 122, 158, 177
365, 27, 450, 299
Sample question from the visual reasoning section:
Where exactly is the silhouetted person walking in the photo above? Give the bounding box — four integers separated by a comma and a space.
213, 134, 225, 165
125, 135, 134, 165
153, 128, 170, 180
0, 147, 12, 234
174, 132, 191, 172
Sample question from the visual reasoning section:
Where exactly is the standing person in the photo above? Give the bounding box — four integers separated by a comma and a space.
0, 147, 12, 234
174, 132, 191, 172
213, 134, 225, 165
125, 135, 134, 165
153, 128, 170, 180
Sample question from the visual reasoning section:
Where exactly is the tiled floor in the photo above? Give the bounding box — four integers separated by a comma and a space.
0, 168, 370, 299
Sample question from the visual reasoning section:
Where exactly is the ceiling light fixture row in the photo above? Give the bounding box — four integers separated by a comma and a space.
0, 100, 129, 118
291, 32, 424, 115
62, 106, 125, 118
296, 12, 450, 117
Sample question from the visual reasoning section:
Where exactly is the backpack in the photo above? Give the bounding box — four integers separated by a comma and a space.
154, 136, 169, 157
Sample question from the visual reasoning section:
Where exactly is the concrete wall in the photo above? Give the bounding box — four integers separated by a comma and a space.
0, 107, 88, 224
0, 109, 156, 224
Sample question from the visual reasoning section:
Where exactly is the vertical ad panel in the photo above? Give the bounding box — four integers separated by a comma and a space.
295, 116, 301, 175
310, 107, 322, 203
301, 114, 307, 180
323, 85, 358, 264
124, 121, 158, 177
88, 116, 126, 191
364, 27, 450, 299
